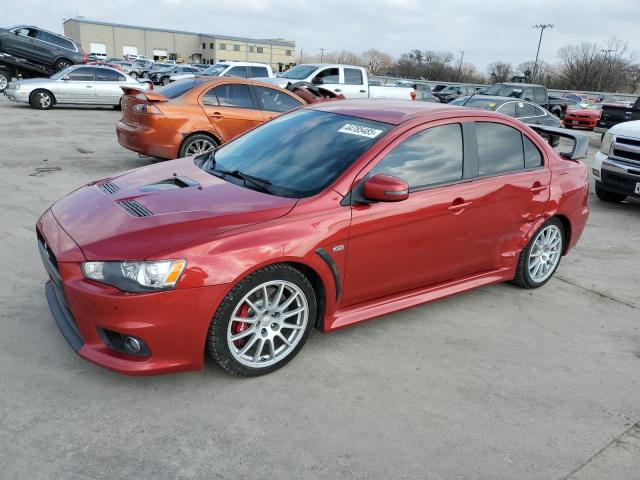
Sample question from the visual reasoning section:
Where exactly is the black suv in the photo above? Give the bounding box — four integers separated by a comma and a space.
0, 25, 86, 70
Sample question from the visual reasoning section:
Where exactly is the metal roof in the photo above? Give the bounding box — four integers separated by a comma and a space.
63, 18, 295, 47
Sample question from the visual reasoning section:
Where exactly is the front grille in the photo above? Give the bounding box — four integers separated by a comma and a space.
616, 137, 640, 148
117, 200, 152, 217
612, 148, 640, 163
98, 181, 120, 195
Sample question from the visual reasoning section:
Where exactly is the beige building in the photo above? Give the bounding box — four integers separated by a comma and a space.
63, 18, 296, 72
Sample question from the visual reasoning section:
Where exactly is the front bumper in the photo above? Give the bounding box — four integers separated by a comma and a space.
38, 211, 229, 375
592, 152, 640, 198
4, 87, 30, 103
563, 116, 598, 129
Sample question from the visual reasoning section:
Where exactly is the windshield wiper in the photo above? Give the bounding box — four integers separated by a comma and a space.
215, 168, 273, 194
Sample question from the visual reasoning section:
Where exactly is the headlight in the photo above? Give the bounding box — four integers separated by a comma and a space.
600, 131, 613, 155
81, 259, 186, 292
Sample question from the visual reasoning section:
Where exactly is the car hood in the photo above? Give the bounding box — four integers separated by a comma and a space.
610, 120, 640, 137
51, 157, 298, 260
9, 77, 53, 87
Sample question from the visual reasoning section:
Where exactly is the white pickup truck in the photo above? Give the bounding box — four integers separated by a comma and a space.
592, 120, 640, 203
263, 64, 415, 100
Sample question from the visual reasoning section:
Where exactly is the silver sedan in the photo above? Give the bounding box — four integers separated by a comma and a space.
4, 65, 151, 109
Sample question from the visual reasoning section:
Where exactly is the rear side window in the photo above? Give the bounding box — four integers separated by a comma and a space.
344, 68, 363, 85
213, 84, 254, 108
226, 66, 248, 78
497, 102, 516, 117
255, 86, 303, 112
533, 87, 546, 103
517, 102, 539, 118
249, 66, 269, 78
476, 122, 524, 176
95, 69, 125, 82
524, 136, 543, 168
370, 123, 464, 189
202, 88, 218, 106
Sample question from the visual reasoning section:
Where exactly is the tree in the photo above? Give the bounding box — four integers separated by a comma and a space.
362, 49, 392, 75
488, 62, 513, 83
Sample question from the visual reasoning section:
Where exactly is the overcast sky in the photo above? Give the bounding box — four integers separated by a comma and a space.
3, 0, 639, 70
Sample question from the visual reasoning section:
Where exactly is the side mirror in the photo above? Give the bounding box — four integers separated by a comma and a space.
363, 174, 409, 202
62, 75, 70, 81
311, 76, 323, 85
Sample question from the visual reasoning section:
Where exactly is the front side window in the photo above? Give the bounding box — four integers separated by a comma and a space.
314, 67, 339, 84
255, 86, 303, 112
15, 27, 37, 38
370, 123, 464, 189
96, 68, 125, 82
67, 67, 95, 81
344, 68, 363, 85
522, 88, 534, 101
226, 66, 248, 78
202, 110, 391, 198
213, 84, 254, 108
476, 122, 525, 176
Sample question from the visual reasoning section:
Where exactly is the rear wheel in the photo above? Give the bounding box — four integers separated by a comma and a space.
178, 133, 218, 158
53, 58, 72, 71
206, 264, 317, 377
29, 89, 55, 110
513, 218, 564, 289
595, 181, 626, 203
129, 71, 138, 79
0, 70, 10, 92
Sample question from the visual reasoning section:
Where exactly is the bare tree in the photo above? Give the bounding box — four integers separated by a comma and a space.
488, 62, 513, 83
362, 49, 392, 75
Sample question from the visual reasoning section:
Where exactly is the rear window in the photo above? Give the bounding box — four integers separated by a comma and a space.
249, 66, 269, 78
157, 79, 203, 99
344, 68, 363, 85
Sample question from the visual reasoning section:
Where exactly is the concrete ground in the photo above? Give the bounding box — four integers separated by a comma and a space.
0, 96, 638, 480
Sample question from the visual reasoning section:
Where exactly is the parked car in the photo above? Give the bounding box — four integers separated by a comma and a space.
592, 120, 640, 203
38, 100, 589, 376
0, 25, 86, 71
169, 61, 274, 83
595, 96, 640, 135
563, 103, 602, 130
265, 64, 416, 100
450, 95, 561, 146
148, 65, 201, 85
479, 83, 564, 117
116, 77, 339, 159
432, 84, 447, 93
388, 80, 437, 102
111, 61, 143, 79
433, 84, 476, 103
4, 65, 150, 109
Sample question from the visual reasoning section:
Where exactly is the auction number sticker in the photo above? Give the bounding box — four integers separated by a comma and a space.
338, 124, 383, 139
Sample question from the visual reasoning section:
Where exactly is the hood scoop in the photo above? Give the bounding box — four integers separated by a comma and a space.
98, 181, 120, 195
138, 176, 199, 193
117, 200, 153, 217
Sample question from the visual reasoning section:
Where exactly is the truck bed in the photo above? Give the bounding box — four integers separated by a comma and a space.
597, 103, 640, 132
0, 52, 54, 77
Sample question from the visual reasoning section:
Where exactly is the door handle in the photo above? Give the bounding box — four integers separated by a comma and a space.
334, 89, 341, 93
448, 198, 473, 211
529, 182, 547, 193
86, 85, 93, 88
209, 112, 223, 118
359, 89, 366, 93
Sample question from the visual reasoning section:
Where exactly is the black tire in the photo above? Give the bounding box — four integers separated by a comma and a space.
161, 76, 170, 85
178, 133, 218, 158
595, 181, 626, 203
551, 107, 562, 118
53, 58, 72, 71
29, 89, 55, 110
206, 264, 317, 377
129, 71, 138, 79
0, 70, 10, 93
513, 217, 565, 289
113, 97, 123, 111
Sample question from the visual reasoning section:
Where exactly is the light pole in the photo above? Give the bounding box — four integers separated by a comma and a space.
320, 48, 326, 63
532, 24, 553, 82
457, 51, 465, 81
597, 49, 615, 92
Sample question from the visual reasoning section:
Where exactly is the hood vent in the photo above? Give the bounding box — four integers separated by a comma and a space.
117, 200, 153, 217
98, 181, 120, 195
139, 176, 199, 193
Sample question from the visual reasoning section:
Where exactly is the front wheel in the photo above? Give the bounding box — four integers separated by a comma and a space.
29, 89, 54, 110
206, 264, 317, 377
0, 70, 10, 92
513, 218, 564, 289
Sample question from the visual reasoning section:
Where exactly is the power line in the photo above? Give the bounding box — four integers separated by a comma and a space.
532, 24, 553, 80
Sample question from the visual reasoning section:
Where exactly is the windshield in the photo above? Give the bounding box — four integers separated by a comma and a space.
203, 63, 229, 76
200, 109, 392, 198
462, 98, 503, 110
50, 66, 75, 80
279, 65, 319, 80
157, 79, 203, 99
481, 84, 522, 97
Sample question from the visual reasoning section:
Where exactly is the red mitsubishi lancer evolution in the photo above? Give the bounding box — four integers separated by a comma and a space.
37, 100, 590, 377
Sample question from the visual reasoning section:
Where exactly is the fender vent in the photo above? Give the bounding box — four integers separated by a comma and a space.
117, 200, 152, 217
98, 181, 120, 195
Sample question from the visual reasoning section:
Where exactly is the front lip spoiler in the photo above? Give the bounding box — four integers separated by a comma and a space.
45, 281, 84, 353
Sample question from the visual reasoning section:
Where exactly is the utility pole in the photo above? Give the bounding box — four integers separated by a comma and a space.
597, 49, 615, 92
532, 24, 553, 82
299, 48, 303, 65
320, 48, 326, 63
457, 51, 465, 81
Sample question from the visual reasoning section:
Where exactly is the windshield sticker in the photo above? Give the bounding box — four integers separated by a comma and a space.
338, 124, 384, 139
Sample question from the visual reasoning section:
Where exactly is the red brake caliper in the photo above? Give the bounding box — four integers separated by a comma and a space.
232, 303, 251, 347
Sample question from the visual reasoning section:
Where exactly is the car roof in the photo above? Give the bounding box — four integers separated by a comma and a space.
467, 95, 532, 104
194, 76, 291, 90
307, 99, 487, 125
217, 61, 270, 67
495, 82, 544, 88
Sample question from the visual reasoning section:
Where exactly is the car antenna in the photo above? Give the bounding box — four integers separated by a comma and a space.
463, 93, 475, 106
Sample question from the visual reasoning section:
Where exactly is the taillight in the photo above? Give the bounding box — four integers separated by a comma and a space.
82, 53, 88, 64
410, 91, 416, 101
132, 103, 161, 114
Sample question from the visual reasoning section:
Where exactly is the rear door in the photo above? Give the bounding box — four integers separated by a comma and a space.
460, 121, 550, 273
340, 67, 368, 98
94, 68, 127, 105
200, 83, 263, 141
253, 85, 304, 120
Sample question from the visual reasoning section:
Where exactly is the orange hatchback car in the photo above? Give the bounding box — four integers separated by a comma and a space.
116, 77, 313, 159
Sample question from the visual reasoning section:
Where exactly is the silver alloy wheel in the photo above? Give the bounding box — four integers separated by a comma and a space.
528, 225, 562, 283
185, 139, 215, 155
36, 92, 51, 109
0, 75, 7, 91
56, 61, 71, 71
162, 77, 170, 85
227, 280, 309, 368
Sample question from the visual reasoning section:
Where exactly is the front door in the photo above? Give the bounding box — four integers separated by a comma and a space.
310, 67, 341, 96
343, 122, 476, 306
55, 67, 96, 103
200, 83, 264, 142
